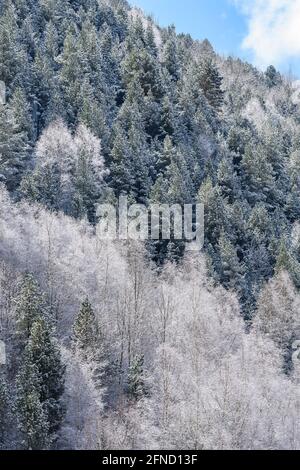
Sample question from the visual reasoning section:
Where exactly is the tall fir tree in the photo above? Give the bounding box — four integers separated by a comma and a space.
26, 317, 65, 436
15, 274, 47, 343
0, 372, 11, 449
127, 354, 147, 401
0, 104, 29, 191
197, 57, 224, 111
73, 298, 98, 354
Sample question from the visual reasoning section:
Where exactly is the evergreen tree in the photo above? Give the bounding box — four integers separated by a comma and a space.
197, 57, 224, 111
0, 2, 22, 87
247, 204, 272, 245
145, 23, 158, 57
254, 271, 299, 368
122, 46, 162, 99
165, 147, 193, 205
217, 155, 239, 203
159, 94, 175, 138
265, 65, 282, 88
241, 143, 276, 206
275, 239, 300, 288
15, 274, 46, 343
285, 149, 300, 221
0, 104, 29, 191
78, 79, 109, 147
110, 124, 135, 197
0, 372, 11, 449
10, 87, 34, 145
218, 230, 244, 291
110, 82, 151, 203
44, 20, 59, 66
26, 317, 65, 436
162, 26, 180, 81
72, 124, 105, 222
156, 135, 175, 176
198, 178, 229, 246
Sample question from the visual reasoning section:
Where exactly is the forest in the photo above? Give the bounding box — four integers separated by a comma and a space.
0, 0, 300, 450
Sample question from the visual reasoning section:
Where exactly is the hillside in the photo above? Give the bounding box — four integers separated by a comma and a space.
0, 0, 300, 450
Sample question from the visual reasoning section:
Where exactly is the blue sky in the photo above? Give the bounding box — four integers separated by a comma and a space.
130, 0, 300, 77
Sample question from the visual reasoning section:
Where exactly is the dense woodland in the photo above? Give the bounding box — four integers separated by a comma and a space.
0, 0, 300, 450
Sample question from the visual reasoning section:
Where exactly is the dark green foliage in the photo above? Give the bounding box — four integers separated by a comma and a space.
0, 373, 11, 448
15, 274, 65, 448
265, 65, 282, 88
197, 57, 224, 111
73, 298, 98, 353
15, 274, 47, 343
16, 351, 50, 450
127, 355, 147, 401
1, 0, 300, 319
26, 317, 65, 435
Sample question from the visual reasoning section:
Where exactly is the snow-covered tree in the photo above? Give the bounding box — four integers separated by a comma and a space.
16, 351, 50, 450
26, 317, 65, 437
15, 274, 46, 343
73, 298, 97, 354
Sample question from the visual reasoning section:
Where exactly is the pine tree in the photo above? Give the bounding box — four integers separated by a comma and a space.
99, 22, 121, 94
247, 204, 272, 245
162, 26, 180, 81
145, 23, 158, 57
218, 230, 244, 291
58, 26, 83, 123
73, 298, 98, 353
160, 94, 175, 138
165, 147, 193, 205
10, 87, 34, 145
198, 178, 229, 246
44, 20, 59, 66
0, 2, 22, 87
285, 149, 300, 222
197, 57, 224, 111
0, 372, 11, 449
127, 16, 145, 49
127, 354, 147, 401
156, 135, 175, 176
110, 125, 135, 197
265, 65, 282, 88
0, 104, 29, 191
22, 120, 105, 219
217, 156, 238, 203
16, 350, 50, 450
15, 273, 65, 447
15, 274, 46, 343
274, 238, 300, 288
78, 79, 109, 147
241, 144, 276, 206
227, 120, 254, 158
122, 45, 162, 99
110, 82, 151, 203
72, 124, 106, 222
26, 317, 65, 436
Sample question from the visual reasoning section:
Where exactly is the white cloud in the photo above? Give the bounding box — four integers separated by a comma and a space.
235, 0, 300, 68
